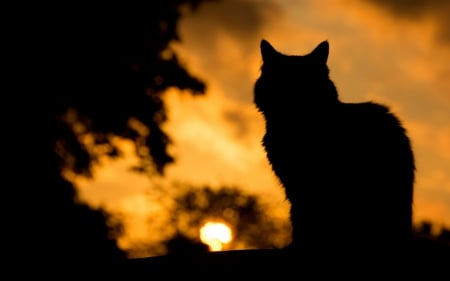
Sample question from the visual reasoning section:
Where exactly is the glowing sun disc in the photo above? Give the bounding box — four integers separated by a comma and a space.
200, 222, 232, 251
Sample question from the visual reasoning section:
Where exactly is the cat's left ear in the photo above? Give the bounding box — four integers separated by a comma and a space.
260, 39, 280, 62
311, 41, 329, 63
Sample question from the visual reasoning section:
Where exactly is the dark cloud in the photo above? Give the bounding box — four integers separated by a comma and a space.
180, 0, 284, 50
368, 0, 443, 18
367, 0, 450, 43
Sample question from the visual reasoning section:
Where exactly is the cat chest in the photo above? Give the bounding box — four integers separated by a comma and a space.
262, 128, 383, 175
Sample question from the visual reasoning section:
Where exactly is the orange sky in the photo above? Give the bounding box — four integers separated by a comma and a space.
75, 0, 450, 257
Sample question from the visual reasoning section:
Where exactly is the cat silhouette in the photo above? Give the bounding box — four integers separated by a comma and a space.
254, 39, 415, 257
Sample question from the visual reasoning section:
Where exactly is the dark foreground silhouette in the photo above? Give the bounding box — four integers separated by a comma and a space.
125, 235, 450, 278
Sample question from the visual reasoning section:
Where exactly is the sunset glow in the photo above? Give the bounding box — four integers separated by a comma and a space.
75, 0, 450, 258
200, 222, 232, 251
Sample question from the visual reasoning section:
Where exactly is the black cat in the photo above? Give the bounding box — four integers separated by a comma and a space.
254, 39, 415, 256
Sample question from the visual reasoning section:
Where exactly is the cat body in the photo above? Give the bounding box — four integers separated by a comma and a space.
254, 40, 415, 255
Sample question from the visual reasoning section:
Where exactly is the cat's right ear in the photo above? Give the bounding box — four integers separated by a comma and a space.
260, 39, 279, 62
311, 41, 329, 63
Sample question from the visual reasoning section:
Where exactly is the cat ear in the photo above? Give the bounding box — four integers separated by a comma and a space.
260, 39, 279, 62
311, 41, 329, 63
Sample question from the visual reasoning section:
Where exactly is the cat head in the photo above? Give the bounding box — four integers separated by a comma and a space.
254, 40, 338, 116
260, 39, 329, 65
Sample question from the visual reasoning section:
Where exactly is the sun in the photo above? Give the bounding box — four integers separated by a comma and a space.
200, 221, 233, 251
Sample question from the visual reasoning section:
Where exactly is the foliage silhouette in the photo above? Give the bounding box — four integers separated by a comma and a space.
165, 232, 209, 255
15, 1, 213, 278
131, 185, 290, 257
167, 186, 291, 251
52, 3, 206, 177
414, 221, 450, 245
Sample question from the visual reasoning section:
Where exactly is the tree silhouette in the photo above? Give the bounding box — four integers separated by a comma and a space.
165, 232, 210, 255
14, 1, 212, 278
167, 186, 291, 251
51, 2, 206, 176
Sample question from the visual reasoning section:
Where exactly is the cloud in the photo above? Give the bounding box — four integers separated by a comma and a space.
176, 0, 285, 101
366, 0, 450, 43
173, 0, 288, 142
180, 0, 284, 47
162, 89, 282, 192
